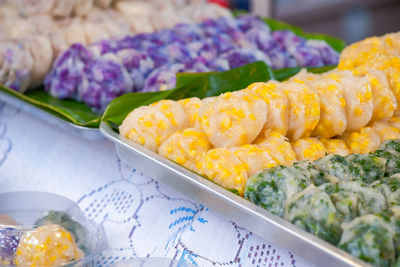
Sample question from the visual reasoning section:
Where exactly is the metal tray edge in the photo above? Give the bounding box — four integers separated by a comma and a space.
100, 122, 369, 267
0, 90, 103, 140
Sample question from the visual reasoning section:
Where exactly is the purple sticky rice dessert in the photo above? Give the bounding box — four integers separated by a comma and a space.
290, 45, 324, 67
236, 15, 271, 34
157, 42, 198, 64
306, 39, 340, 65
78, 54, 133, 112
43, 14, 340, 111
272, 30, 305, 51
0, 227, 22, 264
245, 28, 275, 52
44, 43, 93, 99
267, 48, 297, 69
143, 63, 185, 92
115, 49, 154, 91
173, 23, 204, 42
219, 48, 271, 69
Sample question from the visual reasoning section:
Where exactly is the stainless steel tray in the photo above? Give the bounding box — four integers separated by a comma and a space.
0, 90, 103, 140
100, 122, 368, 267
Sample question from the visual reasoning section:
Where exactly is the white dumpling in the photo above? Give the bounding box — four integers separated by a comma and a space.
52, 0, 75, 17
82, 22, 110, 44
73, 0, 93, 16
17, 0, 55, 16
28, 15, 59, 35
93, 0, 112, 8
0, 40, 34, 93
62, 18, 88, 46
25, 35, 53, 88
0, 18, 36, 39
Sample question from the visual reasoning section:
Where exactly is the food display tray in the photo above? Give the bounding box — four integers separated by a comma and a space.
100, 122, 368, 267
0, 90, 103, 140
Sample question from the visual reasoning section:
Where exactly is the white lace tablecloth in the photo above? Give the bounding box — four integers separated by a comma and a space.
0, 102, 313, 267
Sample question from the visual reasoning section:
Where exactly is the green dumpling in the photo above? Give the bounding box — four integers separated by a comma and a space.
374, 139, 400, 177
313, 154, 353, 182
389, 206, 400, 258
339, 214, 395, 267
245, 165, 310, 217
345, 154, 386, 184
323, 181, 387, 222
293, 160, 334, 186
285, 185, 342, 244
321, 183, 358, 223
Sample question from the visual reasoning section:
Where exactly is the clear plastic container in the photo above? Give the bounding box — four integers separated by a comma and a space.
0, 191, 107, 266
110, 258, 196, 267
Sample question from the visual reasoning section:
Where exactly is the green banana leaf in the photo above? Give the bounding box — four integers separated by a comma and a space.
0, 13, 346, 129
272, 65, 337, 82
102, 61, 273, 129
0, 84, 100, 127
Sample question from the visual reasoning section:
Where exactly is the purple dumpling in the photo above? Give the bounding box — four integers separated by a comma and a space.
173, 23, 204, 42
272, 30, 306, 51
78, 53, 133, 112
218, 48, 271, 69
306, 40, 339, 65
142, 63, 185, 92
290, 45, 324, 67
245, 28, 275, 52
44, 43, 94, 99
0, 227, 22, 264
267, 48, 297, 69
236, 15, 271, 34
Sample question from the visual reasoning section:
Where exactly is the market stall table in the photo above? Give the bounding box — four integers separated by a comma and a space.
0, 102, 312, 266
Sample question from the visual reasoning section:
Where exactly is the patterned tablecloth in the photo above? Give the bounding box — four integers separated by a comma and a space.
0, 102, 313, 267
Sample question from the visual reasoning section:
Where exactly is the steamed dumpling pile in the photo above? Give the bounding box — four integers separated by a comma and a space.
119, 31, 400, 195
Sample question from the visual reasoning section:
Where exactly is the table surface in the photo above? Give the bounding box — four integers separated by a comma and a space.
0, 101, 313, 267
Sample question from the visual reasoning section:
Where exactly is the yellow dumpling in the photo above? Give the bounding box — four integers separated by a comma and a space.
230, 144, 276, 177
15, 224, 83, 267
178, 97, 202, 128
200, 92, 267, 148
356, 69, 397, 121
389, 116, 400, 131
281, 81, 320, 140
119, 100, 188, 152
292, 137, 326, 161
343, 127, 381, 154
159, 128, 212, 173
197, 148, 248, 196
246, 81, 289, 135
370, 121, 400, 143
309, 77, 347, 138
320, 139, 351, 156
256, 131, 296, 166
326, 70, 373, 132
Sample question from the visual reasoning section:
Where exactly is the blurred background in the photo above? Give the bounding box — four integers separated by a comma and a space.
211, 0, 400, 43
